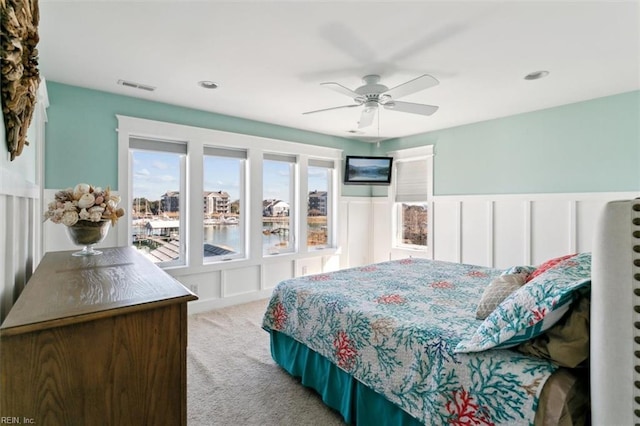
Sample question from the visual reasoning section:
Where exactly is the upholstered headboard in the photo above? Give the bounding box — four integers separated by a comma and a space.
591, 199, 640, 424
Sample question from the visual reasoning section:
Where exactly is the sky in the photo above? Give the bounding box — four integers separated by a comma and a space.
132, 150, 328, 203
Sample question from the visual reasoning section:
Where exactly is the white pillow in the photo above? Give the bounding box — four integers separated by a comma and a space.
475, 274, 526, 320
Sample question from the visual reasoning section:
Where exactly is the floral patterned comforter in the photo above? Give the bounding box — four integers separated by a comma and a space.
262, 258, 559, 425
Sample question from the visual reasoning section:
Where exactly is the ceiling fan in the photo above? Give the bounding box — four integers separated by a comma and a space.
303, 74, 439, 129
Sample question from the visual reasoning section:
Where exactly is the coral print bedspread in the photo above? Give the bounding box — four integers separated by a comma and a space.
262, 258, 559, 425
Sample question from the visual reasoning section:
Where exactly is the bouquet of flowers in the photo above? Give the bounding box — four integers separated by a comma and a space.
44, 183, 125, 227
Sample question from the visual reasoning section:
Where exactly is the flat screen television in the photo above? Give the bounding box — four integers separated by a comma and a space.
343, 155, 393, 185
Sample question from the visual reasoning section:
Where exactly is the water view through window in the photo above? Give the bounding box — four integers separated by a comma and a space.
307, 165, 330, 249
131, 149, 331, 263
203, 151, 244, 260
131, 149, 184, 264
263, 157, 294, 254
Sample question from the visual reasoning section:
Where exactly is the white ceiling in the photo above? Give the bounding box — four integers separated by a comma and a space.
38, 1, 640, 143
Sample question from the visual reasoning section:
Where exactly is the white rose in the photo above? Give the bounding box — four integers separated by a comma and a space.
77, 193, 96, 209
51, 210, 64, 223
88, 205, 105, 214
73, 183, 91, 200
61, 210, 79, 226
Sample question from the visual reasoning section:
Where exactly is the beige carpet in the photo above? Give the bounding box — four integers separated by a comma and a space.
187, 299, 346, 426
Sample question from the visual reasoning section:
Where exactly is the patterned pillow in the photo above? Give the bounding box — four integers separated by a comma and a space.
476, 274, 526, 320
455, 252, 591, 353
501, 265, 536, 281
525, 253, 577, 282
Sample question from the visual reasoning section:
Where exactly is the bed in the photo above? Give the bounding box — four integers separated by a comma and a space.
262, 199, 639, 425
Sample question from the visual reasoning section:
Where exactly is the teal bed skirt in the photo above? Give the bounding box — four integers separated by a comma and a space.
269, 330, 423, 426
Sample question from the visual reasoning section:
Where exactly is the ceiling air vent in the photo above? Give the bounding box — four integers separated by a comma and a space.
117, 79, 156, 92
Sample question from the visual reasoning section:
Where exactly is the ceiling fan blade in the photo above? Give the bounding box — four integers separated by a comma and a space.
383, 74, 439, 100
389, 23, 466, 63
321, 82, 361, 99
358, 107, 377, 128
384, 101, 439, 116
318, 22, 377, 65
302, 104, 360, 115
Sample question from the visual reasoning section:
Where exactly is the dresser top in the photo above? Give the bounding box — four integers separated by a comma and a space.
1, 247, 197, 336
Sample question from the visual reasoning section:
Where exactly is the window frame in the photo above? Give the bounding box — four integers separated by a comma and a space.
306, 159, 336, 251
387, 145, 434, 258
202, 146, 247, 263
129, 137, 188, 268
116, 115, 342, 272
395, 202, 429, 249
262, 153, 297, 256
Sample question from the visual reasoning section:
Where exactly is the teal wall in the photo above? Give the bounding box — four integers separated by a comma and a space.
45, 82, 372, 195
45, 83, 639, 196
380, 90, 640, 195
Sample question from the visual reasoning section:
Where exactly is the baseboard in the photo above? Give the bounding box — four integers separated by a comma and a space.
187, 289, 273, 315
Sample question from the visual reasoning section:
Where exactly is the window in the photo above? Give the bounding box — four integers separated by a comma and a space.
263, 154, 296, 255
117, 115, 342, 272
398, 203, 428, 246
307, 159, 334, 249
130, 138, 186, 266
390, 146, 433, 252
203, 147, 246, 261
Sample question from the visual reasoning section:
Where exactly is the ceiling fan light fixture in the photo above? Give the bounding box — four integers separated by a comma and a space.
364, 100, 378, 111
378, 94, 392, 104
198, 80, 219, 89
303, 74, 440, 129
524, 70, 549, 80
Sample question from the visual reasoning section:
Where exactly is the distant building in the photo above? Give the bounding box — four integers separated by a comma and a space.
204, 191, 230, 215
161, 190, 231, 216
308, 190, 327, 216
161, 191, 180, 212
263, 199, 289, 217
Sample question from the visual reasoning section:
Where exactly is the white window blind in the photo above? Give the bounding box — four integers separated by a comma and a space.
395, 159, 429, 202
204, 146, 247, 159
130, 137, 187, 154
308, 158, 334, 169
264, 153, 296, 163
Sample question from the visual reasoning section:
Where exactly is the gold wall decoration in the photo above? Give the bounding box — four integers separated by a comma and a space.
1, 0, 40, 161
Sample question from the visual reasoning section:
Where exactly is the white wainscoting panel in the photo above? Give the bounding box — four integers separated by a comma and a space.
371, 198, 392, 263
432, 192, 638, 270
178, 271, 222, 299
433, 200, 460, 263
264, 260, 294, 289
576, 199, 611, 253
461, 200, 491, 267
323, 254, 341, 273
492, 200, 528, 269
0, 189, 39, 322
530, 200, 573, 265
341, 198, 372, 267
295, 257, 323, 277
223, 265, 261, 297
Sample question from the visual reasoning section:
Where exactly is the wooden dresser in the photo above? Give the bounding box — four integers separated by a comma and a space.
0, 247, 197, 425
